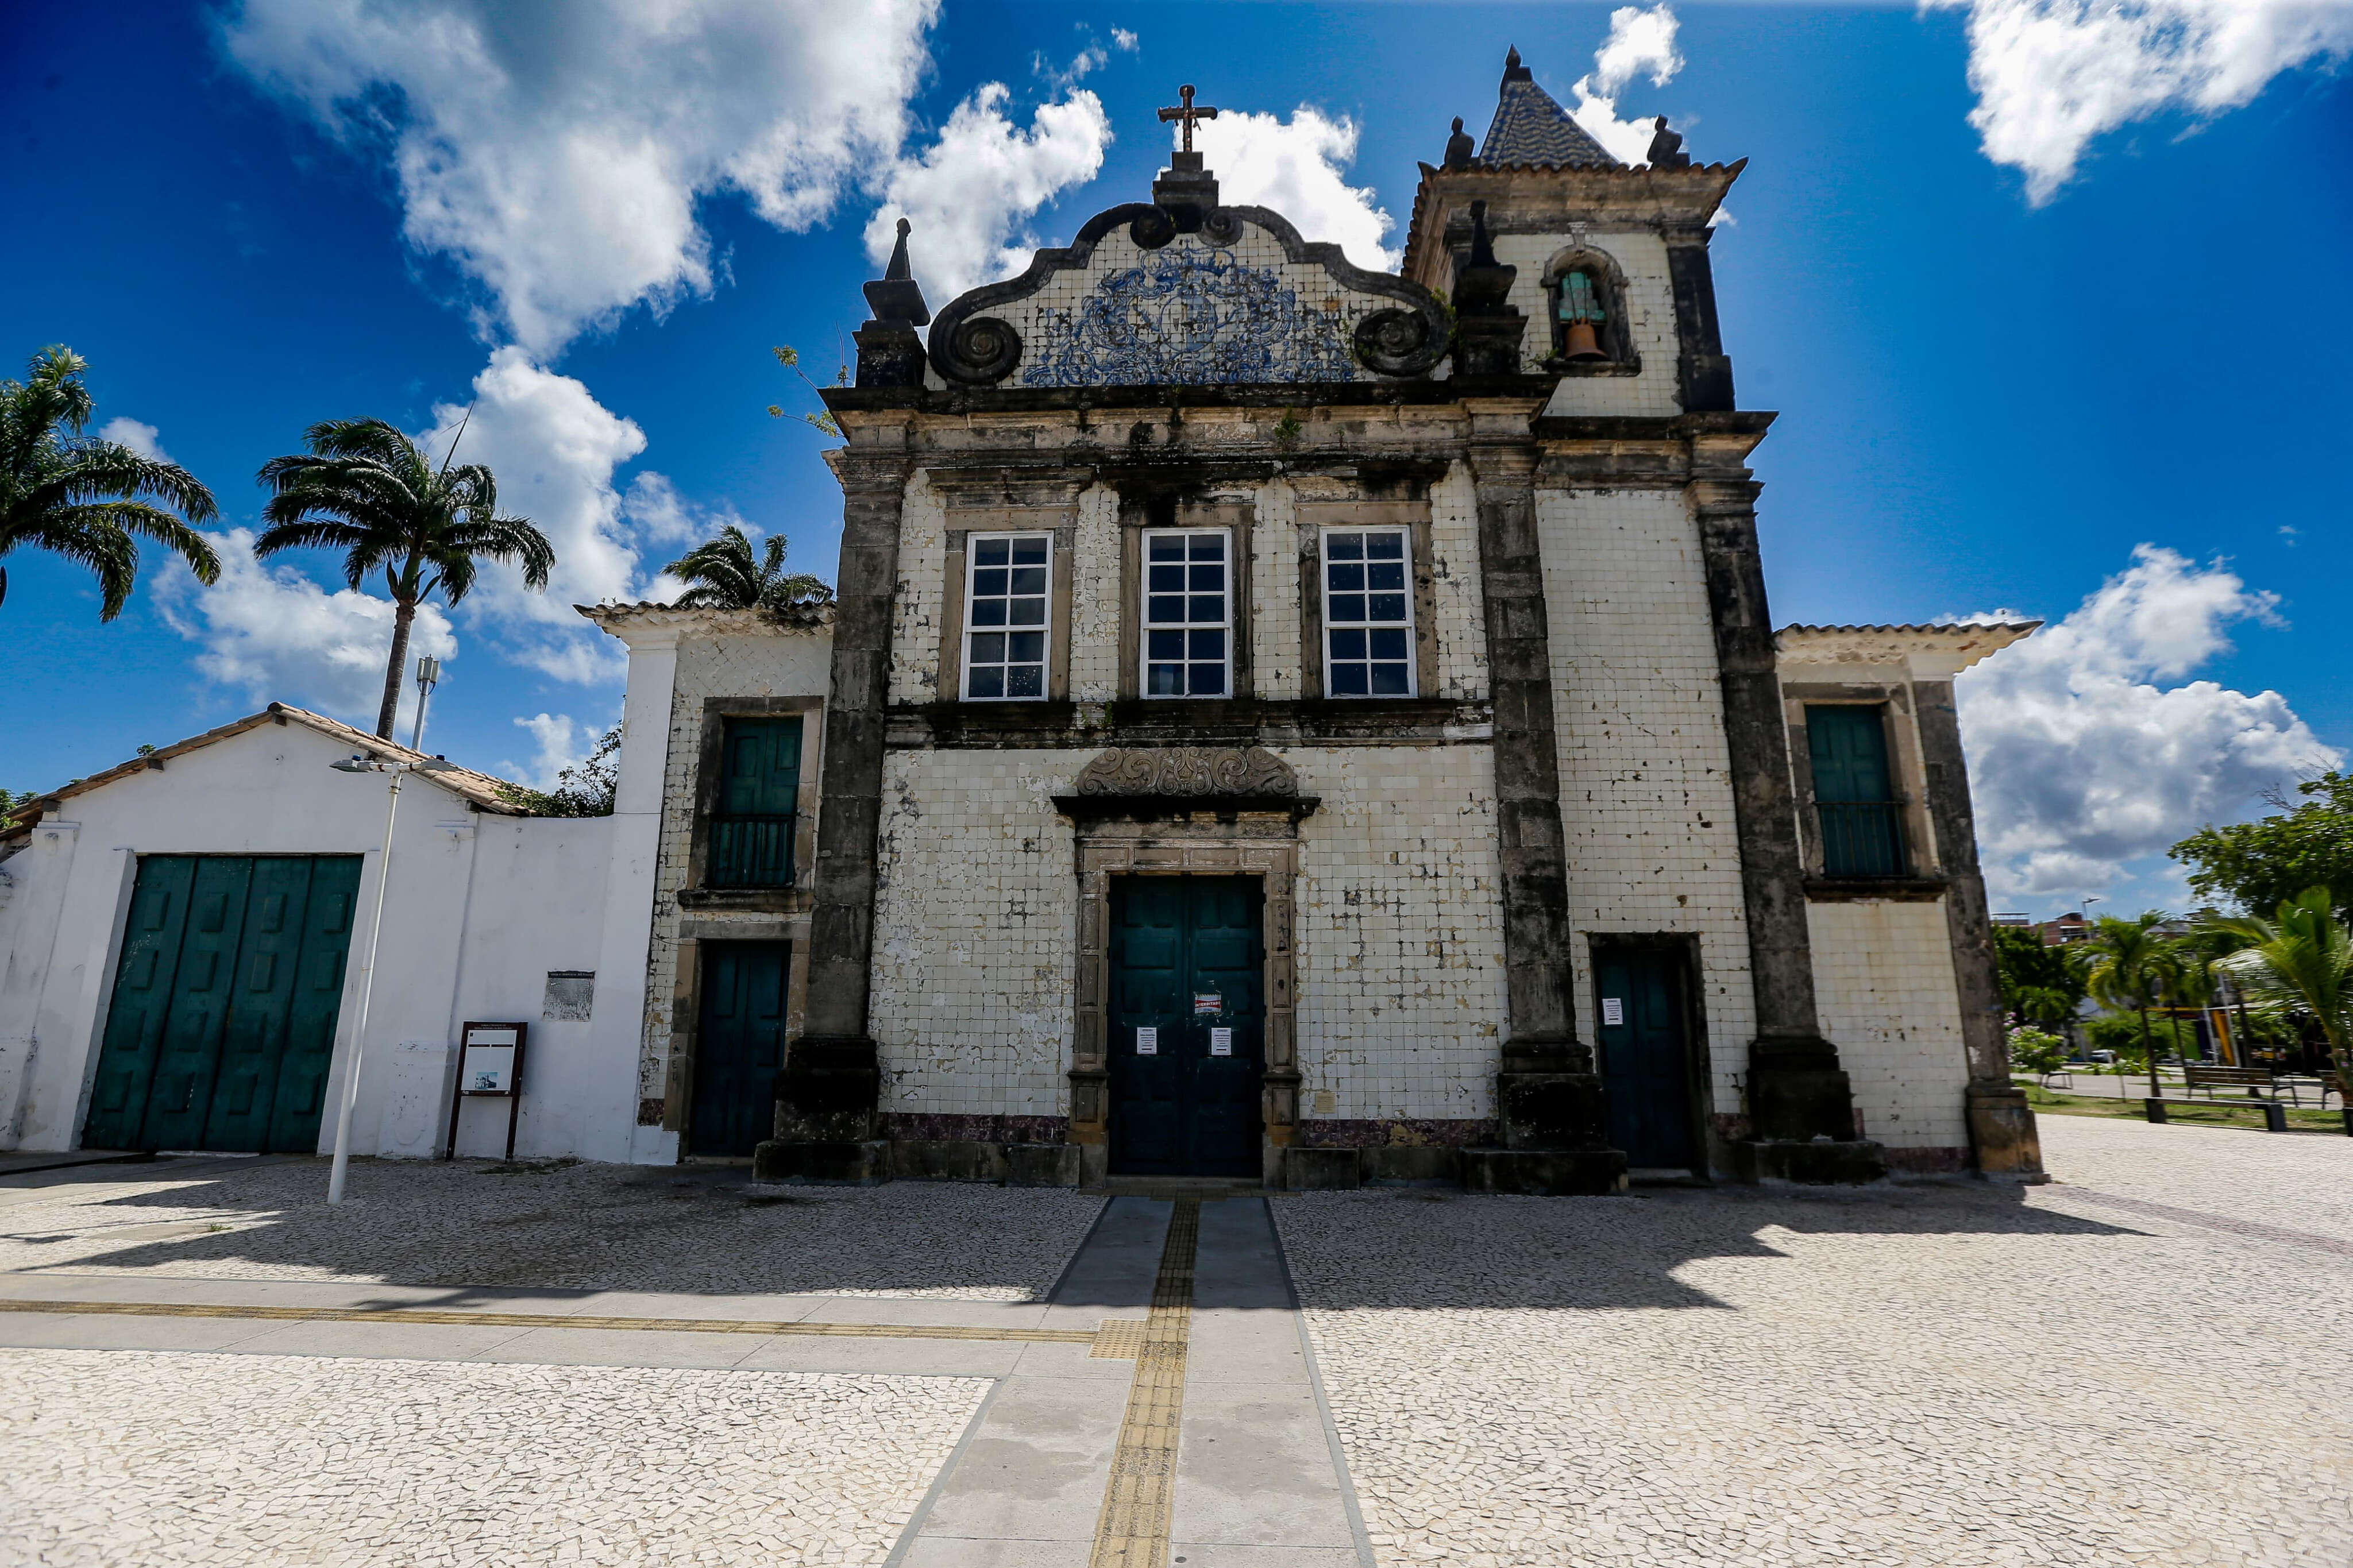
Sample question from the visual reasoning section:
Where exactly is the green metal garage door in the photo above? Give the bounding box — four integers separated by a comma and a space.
83, 855, 363, 1153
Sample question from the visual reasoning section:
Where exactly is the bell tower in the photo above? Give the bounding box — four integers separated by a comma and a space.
1407, 48, 1891, 1184
1402, 47, 1740, 415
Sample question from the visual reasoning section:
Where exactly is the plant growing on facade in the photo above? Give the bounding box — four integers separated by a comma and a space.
1, 346, 220, 619
662, 524, 832, 612
766, 345, 844, 437
254, 418, 553, 739
2213, 886, 2353, 1090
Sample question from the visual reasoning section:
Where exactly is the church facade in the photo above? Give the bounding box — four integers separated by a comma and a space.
0, 55, 2045, 1190
734, 56, 2043, 1191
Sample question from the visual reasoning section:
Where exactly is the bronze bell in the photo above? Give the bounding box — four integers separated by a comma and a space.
1561, 319, 1607, 361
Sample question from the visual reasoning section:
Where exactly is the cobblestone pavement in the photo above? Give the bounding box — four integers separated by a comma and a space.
1275, 1115, 2353, 1567
0, 1347, 983, 1567
0, 1157, 1104, 1299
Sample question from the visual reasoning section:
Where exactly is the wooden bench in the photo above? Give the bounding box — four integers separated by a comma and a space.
2145, 1096, 2289, 1132
2183, 1065, 2275, 1099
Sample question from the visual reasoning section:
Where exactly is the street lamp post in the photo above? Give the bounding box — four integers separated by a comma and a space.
326, 749, 454, 1205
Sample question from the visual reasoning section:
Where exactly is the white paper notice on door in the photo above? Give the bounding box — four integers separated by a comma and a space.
1209, 1028, 1233, 1057
1135, 1026, 1159, 1056
1602, 998, 1625, 1027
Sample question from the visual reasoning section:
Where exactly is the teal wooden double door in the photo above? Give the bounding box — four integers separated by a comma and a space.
1108, 877, 1264, 1177
84, 855, 362, 1153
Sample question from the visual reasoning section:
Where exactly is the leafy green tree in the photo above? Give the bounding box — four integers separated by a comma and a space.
2086, 912, 2174, 1097
2007, 1027, 2067, 1076
497, 725, 620, 818
662, 524, 831, 612
1, 346, 220, 618
255, 418, 553, 739
1992, 925, 2088, 1031
2214, 886, 2353, 1088
2173, 774, 2353, 920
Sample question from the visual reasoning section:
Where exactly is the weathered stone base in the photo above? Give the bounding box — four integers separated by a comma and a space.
1966, 1085, 2050, 1182
1008, 1142, 1085, 1187
1285, 1148, 1364, 1191
758, 1138, 1087, 1187
1460, 1148, 1630, 1196
751, 1138, 892, 1185
890, 1140, 1008, 1183
1731, 1138, 1887, 1185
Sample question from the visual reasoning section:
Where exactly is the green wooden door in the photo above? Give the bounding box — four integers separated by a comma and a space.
83, 855, 361, 1153
1595, 948, 1697, 1169
709, 719, 803, 888
1108, 877, 1264, 1177
691, 941, 789, 1156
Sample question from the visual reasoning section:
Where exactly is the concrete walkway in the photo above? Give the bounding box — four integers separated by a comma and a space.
0, 1189, 1370, 1567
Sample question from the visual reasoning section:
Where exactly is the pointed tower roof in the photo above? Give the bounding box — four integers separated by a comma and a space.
1477, 47, 1619, 169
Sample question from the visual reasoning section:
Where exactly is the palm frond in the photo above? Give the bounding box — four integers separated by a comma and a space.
17, 510, 139, 618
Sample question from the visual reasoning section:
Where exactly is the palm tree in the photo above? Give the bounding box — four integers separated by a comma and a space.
255, 418, 553, 738
2086, 911, 2173, 1098
1, 346, 221, 618
663, 524, 831, 612
2215, 887, 2353, 1089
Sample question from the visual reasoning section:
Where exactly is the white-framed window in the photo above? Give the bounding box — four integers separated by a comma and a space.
961, 532, 1052, 700
1141, 528, 1232, 698
1321, 527, 1413, 697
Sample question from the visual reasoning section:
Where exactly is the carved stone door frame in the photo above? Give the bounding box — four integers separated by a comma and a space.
1055, 747, 1313, 1188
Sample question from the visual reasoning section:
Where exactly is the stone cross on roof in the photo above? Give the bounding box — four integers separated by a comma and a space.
1157, 83, 1219, 153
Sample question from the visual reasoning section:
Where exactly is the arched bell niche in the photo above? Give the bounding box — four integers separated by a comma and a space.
1540, 246, 1637, 372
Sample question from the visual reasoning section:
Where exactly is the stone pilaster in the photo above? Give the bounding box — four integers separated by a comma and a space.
1459, 424, 1626, 1196
1915, 677, 2047, 1180
1664, 227, 1735, 415
1693, 478, 1884, 1183
755, 443, 912, 1184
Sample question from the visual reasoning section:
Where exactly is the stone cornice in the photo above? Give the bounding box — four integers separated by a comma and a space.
1776, 620, 2039, 679
577, 601, 835, 642
1403, 162, 1745, 288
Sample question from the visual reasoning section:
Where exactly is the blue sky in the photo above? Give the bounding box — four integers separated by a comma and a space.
5, 1, 2349, 917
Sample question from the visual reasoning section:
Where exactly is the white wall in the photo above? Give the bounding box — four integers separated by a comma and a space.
0, 717, 643, 1162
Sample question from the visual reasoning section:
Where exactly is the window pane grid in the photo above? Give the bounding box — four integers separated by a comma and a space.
1141, 530, 1230, 698
1323, 528, 1413, 697
963, 534, 1051, 700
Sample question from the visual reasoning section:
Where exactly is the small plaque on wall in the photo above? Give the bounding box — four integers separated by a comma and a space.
460, 1022, 526, 1095
1136, 1027, 1159, 1056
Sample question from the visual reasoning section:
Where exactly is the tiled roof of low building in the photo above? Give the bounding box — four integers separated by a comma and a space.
1, 702, 526, 841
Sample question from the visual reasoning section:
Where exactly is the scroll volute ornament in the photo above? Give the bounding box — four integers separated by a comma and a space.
1074, 746, 1299, 798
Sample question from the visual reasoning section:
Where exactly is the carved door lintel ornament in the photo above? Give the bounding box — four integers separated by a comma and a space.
1056, 746, 1317, 822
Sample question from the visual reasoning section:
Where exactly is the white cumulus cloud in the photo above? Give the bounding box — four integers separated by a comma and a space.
1193, 107, 1398, 272
1572, 3, 1687, 167
867, 84, 1113, 306
412, 347, 655, 682
1957, 544, 2340, 905
222, 0, 939, 354
500, 712, 585, 789
155, 526, 460, 732
1926, 0, 2353, 203
97, 417, 171, 464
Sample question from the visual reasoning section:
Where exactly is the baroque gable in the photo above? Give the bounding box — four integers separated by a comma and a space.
927, 203, 1451, 390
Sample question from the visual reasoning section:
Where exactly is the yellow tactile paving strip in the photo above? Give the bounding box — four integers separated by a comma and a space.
0, 1297, 1133, 1349
1089, 1196, 1202, 1568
